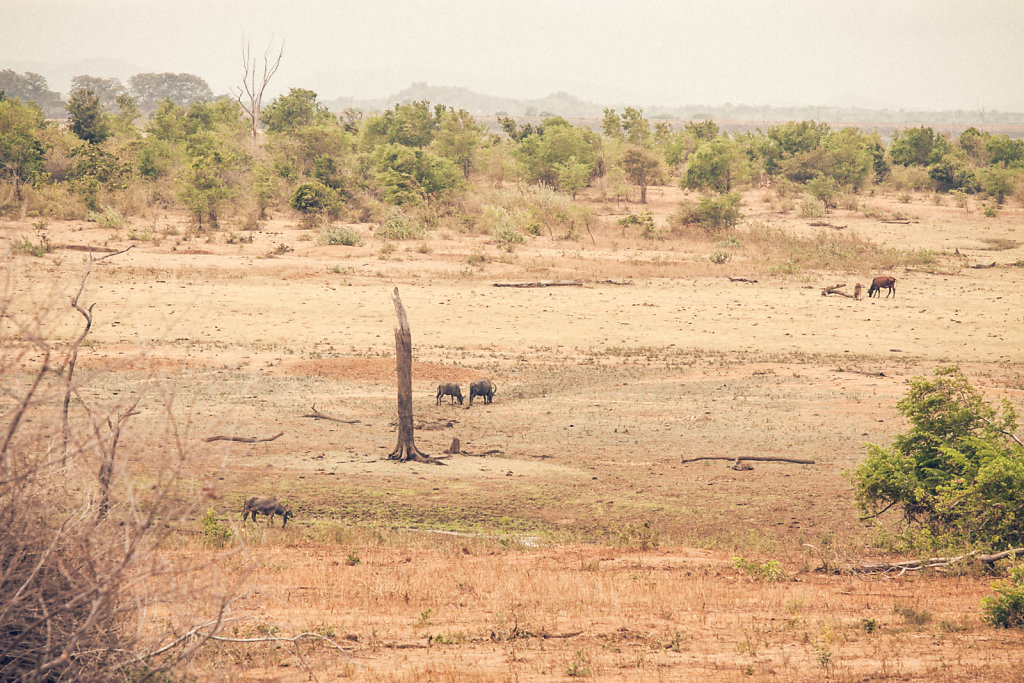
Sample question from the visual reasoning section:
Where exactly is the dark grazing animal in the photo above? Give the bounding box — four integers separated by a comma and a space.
867, 276, 897, 298
436, 382, 463, 405
242, 496, 293, 527
468, 379, 497, 406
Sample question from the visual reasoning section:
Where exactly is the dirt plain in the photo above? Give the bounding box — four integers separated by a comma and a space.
3, 185, 1024, 680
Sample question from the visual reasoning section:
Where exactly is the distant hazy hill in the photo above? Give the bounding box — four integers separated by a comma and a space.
325, 82, 604, 118
325, 82, 1024, 127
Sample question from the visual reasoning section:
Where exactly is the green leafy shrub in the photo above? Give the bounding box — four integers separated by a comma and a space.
982, 565, 1024, 628
318, 224, 363, 246
201, 509, 233, 547
732, 557, 787, 582
671, 192, 742, 233
375, 208, 425, 240
86, 207, 126, 228
492, 225, 527, 250
12, 233, 52, 257
854, 366, 1024, 549
290, 181, 341, 221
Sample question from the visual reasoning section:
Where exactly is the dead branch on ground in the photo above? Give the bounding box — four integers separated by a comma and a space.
821, 283, 855, 298
493, 280, 584, 288
728, 277, 758, 283
851, 548, 1023, 574
302, 404, 360, 424
203, 431, 284, 444
681, 455, 815, 465
972, 261, 997, 269
836, 367, 887, 378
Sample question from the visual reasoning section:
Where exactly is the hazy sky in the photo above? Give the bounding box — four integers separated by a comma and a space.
3, 0, 1023, 111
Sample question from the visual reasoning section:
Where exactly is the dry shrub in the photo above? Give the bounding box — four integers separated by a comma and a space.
741, 221, 935, 272
0, 259, 245, 681
889, 165, 934, 193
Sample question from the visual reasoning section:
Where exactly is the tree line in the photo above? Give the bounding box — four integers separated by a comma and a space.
2, 71, 1023, 232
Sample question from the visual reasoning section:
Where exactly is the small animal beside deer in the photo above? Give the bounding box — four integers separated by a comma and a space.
242, 496, 293, 527
868, 276, 897, 298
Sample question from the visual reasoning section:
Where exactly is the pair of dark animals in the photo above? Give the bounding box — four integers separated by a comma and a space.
242, 496, 293, 527
854, 275, 897, 300
436, 379, 496, 406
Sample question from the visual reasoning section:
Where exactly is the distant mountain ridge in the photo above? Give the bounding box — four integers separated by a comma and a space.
324, 82, 1024, 127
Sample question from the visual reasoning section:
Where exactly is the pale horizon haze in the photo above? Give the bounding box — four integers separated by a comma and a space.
2, 0, 1023, 112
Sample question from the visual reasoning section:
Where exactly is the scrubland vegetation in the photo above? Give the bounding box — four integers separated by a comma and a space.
2, 69, 1024, 680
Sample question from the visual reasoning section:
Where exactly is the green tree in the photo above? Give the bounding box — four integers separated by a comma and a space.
821, 128, 875, 191
290, 180, 341, 221
70, 75, 125, 109
432, 108, 486, 179
890, 126, 937, 166
671, 192, 742, 233
854, 366, 1024, 549
0, 70, 63, 116
128, 72, 213, 113
619, 146, 661, 203
620, 107, 650, 146
986, 134, 1024, 168
373, 143, 463, 205
601, 108, 623, 139
683, 137, 747, 193
978, 166, 1016, 205
928, 149, 979, 193
684, 120, 719, 143
362, 100, 439, 149
513, 118, 598, 186
68, 144, 131, 210
262, 88, 335, 134
555, 156, 591, 198
66, 89, 110, 145
0, 96, 48, 199
179, 131, 239, 228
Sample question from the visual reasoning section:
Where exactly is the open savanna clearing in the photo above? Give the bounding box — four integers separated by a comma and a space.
3, 187, 1023, 680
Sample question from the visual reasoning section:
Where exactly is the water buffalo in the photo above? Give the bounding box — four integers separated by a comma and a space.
868, 276, 897, 298
436, 382, 463, 405
242, 496, 293, 527
468, 379, 497, 406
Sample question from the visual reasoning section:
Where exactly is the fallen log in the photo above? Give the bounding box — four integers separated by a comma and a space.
821, 283, 854, 298
972, 261, 997, 269
728, 277, 758, 283
680, 455, 815, 465
852, 547, 1023, 574
303, 404, 360, 423
493, 280, 584, 288
880, 219, 912, 224
203, 431, 284, 443
56, 243, 120, 253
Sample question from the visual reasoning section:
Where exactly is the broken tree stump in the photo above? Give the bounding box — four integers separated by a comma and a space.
387, 287, 443, 465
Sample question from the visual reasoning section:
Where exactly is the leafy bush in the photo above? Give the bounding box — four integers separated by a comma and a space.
12, 233, 52, 257
375, 208, 425, 240
492, 225, 527, 249
617, 211, 664, 240
670, 192, 742, 233
201, 509, 233, 547
318, 224, 363, 246
86, 207, 126, 228
982, 565, 1024, 628
290, 181, 341, 220
732, 557, 786, 582
854, 366, 1024, 549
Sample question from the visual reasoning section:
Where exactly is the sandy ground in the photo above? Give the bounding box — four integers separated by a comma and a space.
3, 186, 1024, 679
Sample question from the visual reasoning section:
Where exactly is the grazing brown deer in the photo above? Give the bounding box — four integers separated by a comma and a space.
242, 496, 293, 527
868, 276, 896, 298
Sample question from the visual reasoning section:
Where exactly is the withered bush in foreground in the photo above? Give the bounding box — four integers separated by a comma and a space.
0, 259, 241, 681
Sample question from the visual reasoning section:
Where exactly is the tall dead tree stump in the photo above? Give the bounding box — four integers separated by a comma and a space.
387, 288, 443, 464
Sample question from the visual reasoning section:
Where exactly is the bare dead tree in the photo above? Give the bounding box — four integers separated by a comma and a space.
387, 287, 443, 464
234, 38, 284, 152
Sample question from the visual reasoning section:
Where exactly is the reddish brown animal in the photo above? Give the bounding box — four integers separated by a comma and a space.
867, 276, 896, 299
854, 283, 863, 300
242, 496, 293, 527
